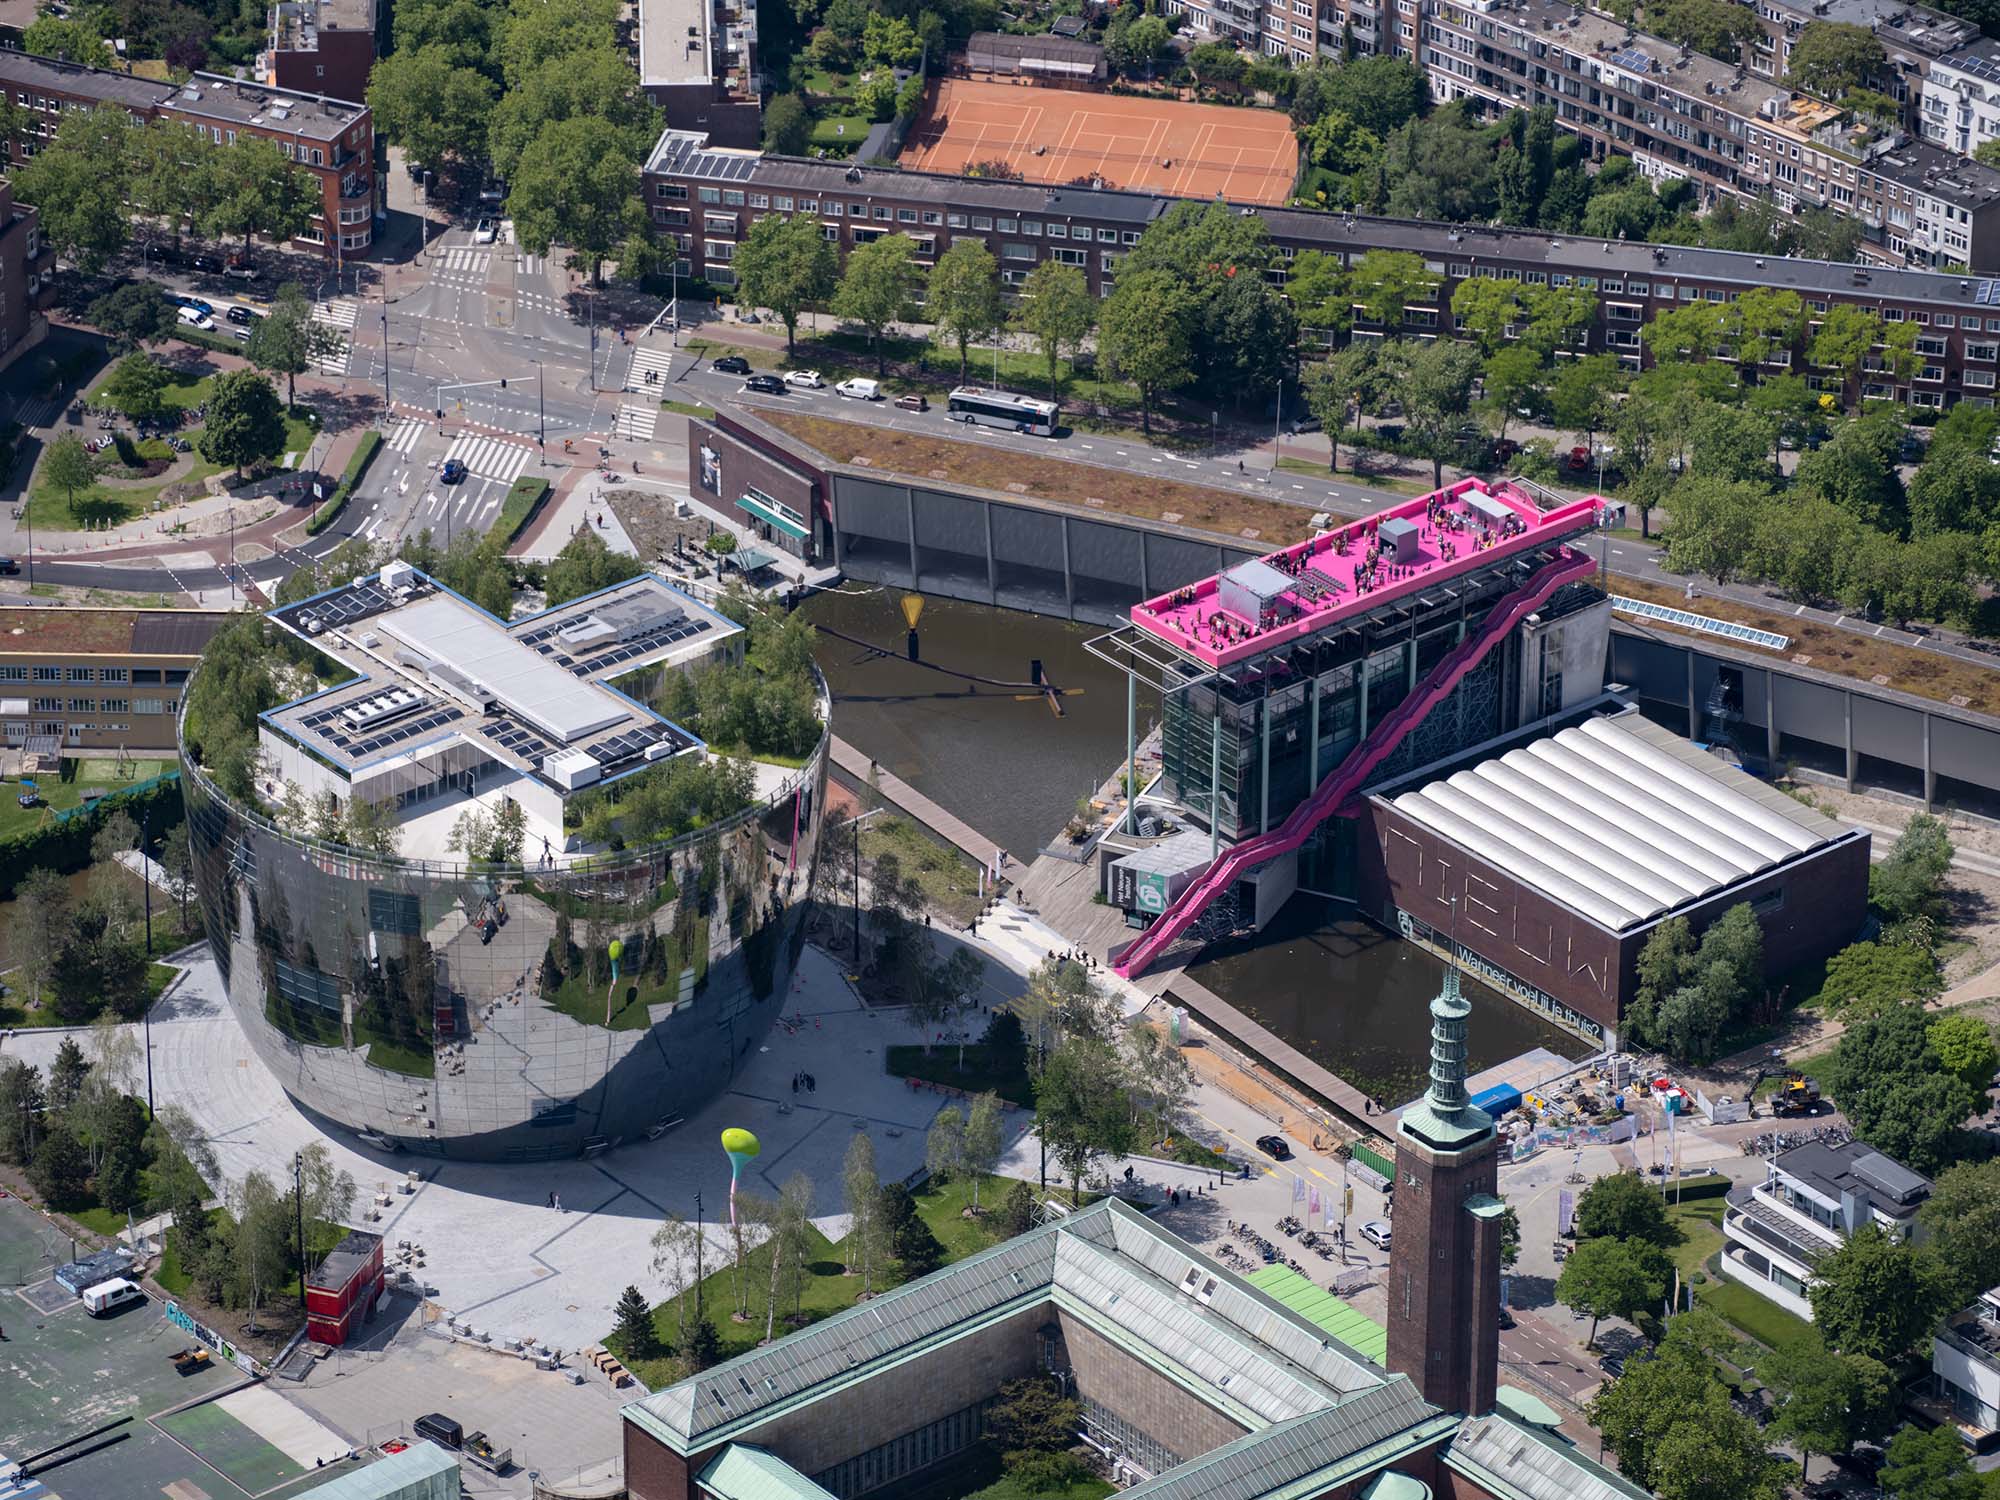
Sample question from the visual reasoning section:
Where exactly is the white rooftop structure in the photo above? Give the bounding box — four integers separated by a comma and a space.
1388, 713, 1854, 932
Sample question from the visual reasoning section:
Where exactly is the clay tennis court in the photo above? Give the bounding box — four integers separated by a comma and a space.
901, 79, 1299, 205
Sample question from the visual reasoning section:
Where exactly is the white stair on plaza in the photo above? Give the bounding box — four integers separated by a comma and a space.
973, 904, 1150, 1020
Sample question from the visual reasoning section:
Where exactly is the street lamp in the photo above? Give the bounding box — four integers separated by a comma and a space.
850, 806, 887, 965
140, 810, 154, 1118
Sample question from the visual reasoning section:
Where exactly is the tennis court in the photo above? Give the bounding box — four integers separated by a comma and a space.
900, 79, 1299, 205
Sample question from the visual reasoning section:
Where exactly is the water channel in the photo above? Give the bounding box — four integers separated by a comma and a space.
806, 590, 1592, 1099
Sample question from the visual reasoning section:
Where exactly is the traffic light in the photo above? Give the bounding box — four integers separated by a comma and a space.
500, 378, 508, 390
434, 408, 443, 419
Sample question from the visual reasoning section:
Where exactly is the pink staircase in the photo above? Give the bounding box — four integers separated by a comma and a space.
1113, 549, 1598, 979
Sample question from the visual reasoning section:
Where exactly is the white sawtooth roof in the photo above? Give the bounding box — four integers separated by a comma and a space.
1389, 713, 1850, 933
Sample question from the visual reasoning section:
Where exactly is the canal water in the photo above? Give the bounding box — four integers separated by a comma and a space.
804, 586, 1154, 860
1185, 896, 1592, 1105
804, 590, 1592, 1097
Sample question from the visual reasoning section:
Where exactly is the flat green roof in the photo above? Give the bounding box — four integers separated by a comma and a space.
1243, 1264, 1387, 1366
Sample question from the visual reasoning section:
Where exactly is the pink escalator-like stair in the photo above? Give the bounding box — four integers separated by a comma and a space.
1111, 548, 1599, 978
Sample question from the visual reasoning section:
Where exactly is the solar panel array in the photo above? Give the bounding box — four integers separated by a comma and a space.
486, 713, 554, 763
1609, 47, 1653, 73
517, 614, 715, 677
587, 725, 671, 767
1979, 279, 2000, 305
286, 581, 400, 636
299, 695, 462, 758
1609, 595, 1791, 651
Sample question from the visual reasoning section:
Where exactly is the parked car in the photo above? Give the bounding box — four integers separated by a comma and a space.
711, 355, 752, 375
472, 218, 497, 245
414, 1413, 463, 1450
226, 306, 261, 327
1360, 1220, 1392, 1250
1599, 1353, 1625, 1379
835, 377, 882, 400
479, 181, 506, 205
188, 252, 223, 273
0, 557, 20, 576
440, 459, 468, 483
1254, 1134, 1291, 1161
742, 374, 786, 394
82, 1278, 145, 1316
894, 392, 929, 411
177, 305, 214, 331
222, 262, 259, 283
782, 369, 823, 388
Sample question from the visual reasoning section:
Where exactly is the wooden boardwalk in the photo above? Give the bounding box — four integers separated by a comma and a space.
830, 736, 1024, 882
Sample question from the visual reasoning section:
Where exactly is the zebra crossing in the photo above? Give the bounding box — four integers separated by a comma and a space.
437, 247, 490, 274
443, 433, 534, 484
12, 394, 62, 428
623, 346, 676, 393
310, 299, 356, 374
385, 417, 426, 455
615, 404, 659, 441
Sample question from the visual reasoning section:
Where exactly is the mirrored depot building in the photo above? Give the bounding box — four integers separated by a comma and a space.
181, 564, 829, 1161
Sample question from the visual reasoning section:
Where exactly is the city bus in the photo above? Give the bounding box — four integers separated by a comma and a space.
946, 386, 1060, 435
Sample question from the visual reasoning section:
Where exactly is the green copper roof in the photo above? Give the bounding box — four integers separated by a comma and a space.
1399, 965, 1495, 1152
698, 1445, 839, 1500
1243, 1264, 1388, 1366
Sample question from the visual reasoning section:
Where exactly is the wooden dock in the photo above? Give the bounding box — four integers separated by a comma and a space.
830, 736, 1023, 882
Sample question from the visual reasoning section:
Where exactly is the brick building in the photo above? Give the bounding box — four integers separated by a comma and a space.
0, 51, 376, 257
639, 0, 761, 149
619, 1195, 1648, 1500
643, 136, 2000, 407
0, 608, 229, 753
264, 0, 379, 107
0, 175, 53, 366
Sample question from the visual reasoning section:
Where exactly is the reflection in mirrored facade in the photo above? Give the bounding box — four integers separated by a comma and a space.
181, 735, 828, 1163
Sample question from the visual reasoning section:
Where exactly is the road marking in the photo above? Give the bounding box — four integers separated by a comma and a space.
623, 346, 676, 393
442, 434, 533, 484
616, 404, 659, 441
309, 299, 356, 374
385, 418, 425, 454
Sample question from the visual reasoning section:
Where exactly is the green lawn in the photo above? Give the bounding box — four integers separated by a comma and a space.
27, 370, 319, 530
810, 114, 870, 148
69, 1204, 129, 1237
1695, 1265, 1815, 1349
862, 816, 984, 924
1666, 1198, 1726, 1280
887, 1043, 1032, 1109
610, 1173, 1021, 1383
662, 399, 716, 421
0, 757, 171, 840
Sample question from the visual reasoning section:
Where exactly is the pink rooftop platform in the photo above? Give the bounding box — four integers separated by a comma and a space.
1129, 478, 1606, 669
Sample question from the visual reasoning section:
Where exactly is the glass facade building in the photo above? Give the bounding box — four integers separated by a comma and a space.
181, 718, 830, 1163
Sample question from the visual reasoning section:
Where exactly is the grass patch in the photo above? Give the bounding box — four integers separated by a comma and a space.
1610, 571, 2000, 716
887, 1043, 1033, 1109
609, 1172, 1020, 1383
662, 399, 716, 420
494, 475, 550, 546
1695, 1267, 1815, 1349
761, 410, 1315, 547
1666, 1198, 1726, 1280
809, 114, 871, 147
862, 815, 983, 925
69, 1204, 129, 1237
0, 757, 171, 840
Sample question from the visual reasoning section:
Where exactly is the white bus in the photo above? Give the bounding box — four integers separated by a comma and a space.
946, 387, 1060, 435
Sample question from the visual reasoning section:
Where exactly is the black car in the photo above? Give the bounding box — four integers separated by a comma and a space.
0, 556, 19, 576
226, 306, 261, 327
1254, 1134, 1292, 1161
188, 252, 223, 273
712, 355, 752, 375
742, 373, 785, 394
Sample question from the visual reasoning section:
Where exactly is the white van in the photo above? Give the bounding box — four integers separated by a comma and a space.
835, 377, 881, 401
82, 1277, 145, 1316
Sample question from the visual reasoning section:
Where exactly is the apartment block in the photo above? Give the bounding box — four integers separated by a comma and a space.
1720, 1139, 1932, 1319
0, 51, 376, 256
0, 608, 230, 752
0, 177, 54, 368
264, 0, 378, 106
1931, 1286, 2000, 1448
639, 0, 761, 148
1745, 0, 1976, 116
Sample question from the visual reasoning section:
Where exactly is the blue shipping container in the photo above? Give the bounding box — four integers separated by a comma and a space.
1471, 1083, 1522, 1117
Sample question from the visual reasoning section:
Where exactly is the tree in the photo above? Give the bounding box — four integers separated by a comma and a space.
1661, 477, 1765, 582
28, 1122, 91, 1208
761, 1171, 817, 1337
47, 1036, 90, 1113
1921, 1159, 2000, 1302
735, 213, 838, 358
1760, 1329, 1876, 1479
762, 92, 811, 155
842, 1132, 887, 1293
88, 283, 176, 352
1120, 200, 1293, 400
1554, 1234, 1668, 1348
1930, 1012, 1997, 1102
1823, 1002, 1980, 1175
1814, 939, 1940, 1017
1588, 1316, 1762, 1492
198, 370, 287, 478
1810, 304, 1888, 408
1346, 250, 1439, 330
1649, 0, 1758, 61
1573, 1172, 1675, 1247
545, 526, 644, 605
1012, 261, 1094, 406
40, 433, 100, 523
248, 284, 344, 408
13, 867, 71, 1006
1911, 449, 2000, 538
0, 1060, 44, 1164
487, 46, 656, 183
1099, 269, 1195, 436
648, 1211, 705, 1349
1648, 1417, 1789, 1500
13, 107, 132, 271
1319, 54, 1428, 136
1881, 1423, 1983, 1500
231, 1170, 292, 1331
613, 1284, 661, 1359
365, 47, 496, 176
926, 1105, 966, 1185
831, 232, 920, 375
1034, 1035, 1134, 1204
1872, 812, 1955, 927
883, 1182, 944, 1275
1809, 1223, 1956, 1362
508, 115, 643, 284
1450, 278, 1522, 355
98, 354, 171, 431
25, 13, 113, 65
961, 1093, 1004, 1212
1396, 339, 1483, 485
199, 135, 318, 259
986, 1375, 1083, 1462
1787, 21, 1886, 99
926, 240, 1003, 384
1187, 41, 1249, 89
1550, 353, 1624, 455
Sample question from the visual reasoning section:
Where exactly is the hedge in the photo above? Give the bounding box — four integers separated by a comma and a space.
494, 475, 550, 546
0, 773, 184, 898
306, 429, 382, 535
172, 325, 245, 356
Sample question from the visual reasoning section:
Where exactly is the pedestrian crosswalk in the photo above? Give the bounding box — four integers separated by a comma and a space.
12, 394, 61, 429
623, 346, 676, 393
518, 253, 547, 276
439, 247, 490, 274
616, 404, 659, 440
443, 434, 534, 484
385, 417, 426, 454
310, 299, 355, 374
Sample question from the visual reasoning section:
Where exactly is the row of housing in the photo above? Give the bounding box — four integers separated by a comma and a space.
645, 132, 2000, 407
